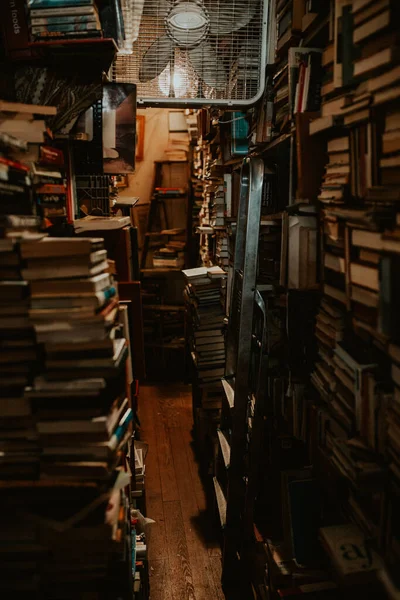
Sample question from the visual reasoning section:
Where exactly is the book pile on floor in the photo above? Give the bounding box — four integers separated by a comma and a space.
27, 0, 103, 42
183, 266, 226, 408
0, 234, 134, 596
152, 228, 186, 268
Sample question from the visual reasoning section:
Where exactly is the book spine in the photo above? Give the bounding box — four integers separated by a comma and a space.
31, 21, 99, 32
0, 0, 31, 53
29, 6, 95, 17
28, 0, 93, 7
306, 52, 323, 112
96, 286, 117, 304
32, 29, 101, 38
31, 15, 97, 25
297, 60, 307, 113
109, 409, 133, 451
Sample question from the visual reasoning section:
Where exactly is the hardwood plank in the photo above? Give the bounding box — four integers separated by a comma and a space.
179, 389, 208, 512
148, 559, 173, 600
164, 500, 196, 600
209, 556, 226, 600
158, 393, 184, 429
179, 390, 222, 558
169, 422, 223, 600
141, 384, 225, 600
154, 397, 180, 503
139, 385, 168, 561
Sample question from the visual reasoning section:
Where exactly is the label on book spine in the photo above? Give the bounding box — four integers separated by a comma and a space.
0, 0, 31, 53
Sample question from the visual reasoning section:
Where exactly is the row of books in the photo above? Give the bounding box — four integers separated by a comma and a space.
27, 0, 103, 41
0, 0, 125, 54
307, 0, 400, 592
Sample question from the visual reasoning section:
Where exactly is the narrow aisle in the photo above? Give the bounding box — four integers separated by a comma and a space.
139, 384, 225, 600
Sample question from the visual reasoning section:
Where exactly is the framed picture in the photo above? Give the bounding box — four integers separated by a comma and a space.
102, 83, 136, 174
136, 115, 145, 161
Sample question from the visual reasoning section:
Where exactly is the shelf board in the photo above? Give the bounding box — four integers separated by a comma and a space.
213, 476, 227, 528
222, 377, 235, 409
251, 132, 292, 156
145, 229, 185, 237
303, 14, 330, 46
260, 213, 283, 224
142, 304, 185, 312
223, 157, 244, 167
141, 268, 182, 274
145, 341, 185, 349
28, 38, 118, 72
256, 283, 275, 293
217, 430, 231, 469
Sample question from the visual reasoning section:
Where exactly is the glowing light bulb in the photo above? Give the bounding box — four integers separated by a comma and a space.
158, 65, 188, 97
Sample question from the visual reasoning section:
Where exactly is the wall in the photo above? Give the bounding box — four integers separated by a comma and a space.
119, 107, 170, 205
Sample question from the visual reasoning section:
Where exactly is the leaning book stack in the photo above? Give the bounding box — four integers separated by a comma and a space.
27, 0, 103, 42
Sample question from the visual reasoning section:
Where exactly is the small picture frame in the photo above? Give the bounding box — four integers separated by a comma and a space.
136, 115, 145, 162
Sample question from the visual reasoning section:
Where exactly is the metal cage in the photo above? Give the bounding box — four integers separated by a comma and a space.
112, 0, 270, 107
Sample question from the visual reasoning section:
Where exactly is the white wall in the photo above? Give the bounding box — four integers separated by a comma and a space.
119, 107, 170, 204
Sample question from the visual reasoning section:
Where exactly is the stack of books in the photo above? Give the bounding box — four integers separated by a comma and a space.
27, 0, 103, 42
215, 235, 229, 268
1, 236, 131, 595
152, 246, 185, 269
318, 136, 350, 206
381, 108, 400, 186
210, 183, 225, 228
183, 266, 226, 387
0, 101, 57, 215
32, 146, 67, 219
289, 47, 323, 116
20, 236, 130, 482
0, 215, 44, 481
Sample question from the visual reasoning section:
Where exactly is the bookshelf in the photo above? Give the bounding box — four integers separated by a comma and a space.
184, 1, 400, 598
0, 5, 147, 584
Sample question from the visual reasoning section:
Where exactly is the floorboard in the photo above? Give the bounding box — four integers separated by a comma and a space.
139, 383, 225, 600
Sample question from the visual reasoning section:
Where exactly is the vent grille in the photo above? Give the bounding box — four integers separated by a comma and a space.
112, 0, 268, 106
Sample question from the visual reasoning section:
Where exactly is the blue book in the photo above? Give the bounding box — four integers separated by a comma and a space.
31, 15, 97, 25
231, 112, 249, 156
109, 408, 133, 451
32, 22, 99, 32
29, 0, 94, 7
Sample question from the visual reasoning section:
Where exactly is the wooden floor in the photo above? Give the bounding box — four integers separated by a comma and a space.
139, 383, 225, 600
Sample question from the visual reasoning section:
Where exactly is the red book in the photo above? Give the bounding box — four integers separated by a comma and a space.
297, 61, 307, 113
0, 156, 29, 172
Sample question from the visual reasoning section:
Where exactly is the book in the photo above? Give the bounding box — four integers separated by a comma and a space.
30, 272, 112, 296
28, 0, 94, 6
319, 524, 382, 582
22, 258, 109, 280
31, 22, 100, 33
30, 5, 97, 17
31, 15, 98, 25
20, 237, 104, 259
